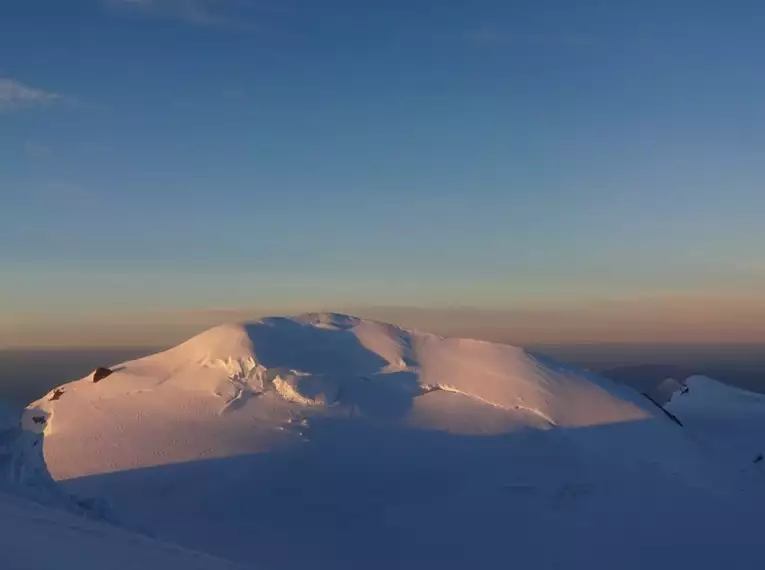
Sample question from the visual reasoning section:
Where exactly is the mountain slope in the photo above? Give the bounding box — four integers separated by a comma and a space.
0, 401, 248, 570
667, 375, 765, 470
30, 314, 765, 570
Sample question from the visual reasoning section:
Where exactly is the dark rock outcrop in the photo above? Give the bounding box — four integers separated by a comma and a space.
48, 388, 65, 402
92, 367, 114, 383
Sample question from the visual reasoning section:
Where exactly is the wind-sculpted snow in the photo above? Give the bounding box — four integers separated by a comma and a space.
27, 314, 765, 570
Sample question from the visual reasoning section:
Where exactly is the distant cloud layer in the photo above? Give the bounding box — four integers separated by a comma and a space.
0, 78, 62, 111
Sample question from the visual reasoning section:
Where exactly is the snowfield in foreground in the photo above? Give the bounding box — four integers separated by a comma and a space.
19, 314, 765, 569
0, 490, 247, 570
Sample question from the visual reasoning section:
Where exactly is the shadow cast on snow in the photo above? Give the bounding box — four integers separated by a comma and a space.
244, 319, 390, 377
235, 319, 423, 421
59, 415, 763, 570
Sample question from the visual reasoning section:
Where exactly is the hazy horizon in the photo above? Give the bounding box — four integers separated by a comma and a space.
4, 298, 765, 349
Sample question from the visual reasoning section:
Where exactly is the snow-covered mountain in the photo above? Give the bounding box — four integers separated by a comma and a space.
25, 314, 765, 569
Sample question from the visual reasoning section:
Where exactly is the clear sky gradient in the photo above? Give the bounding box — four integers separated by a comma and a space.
2, 1, 765, 346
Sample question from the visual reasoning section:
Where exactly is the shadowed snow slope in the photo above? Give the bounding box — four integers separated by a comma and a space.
30, 314, 765, 570
0, 490, 248, 570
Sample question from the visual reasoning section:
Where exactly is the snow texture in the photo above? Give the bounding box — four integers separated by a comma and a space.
15, 314, 765, 569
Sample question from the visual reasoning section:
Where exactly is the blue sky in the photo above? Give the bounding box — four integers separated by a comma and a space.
2, 0, 765, 344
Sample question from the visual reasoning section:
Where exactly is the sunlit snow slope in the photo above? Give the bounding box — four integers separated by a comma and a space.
0, 402, 247, 570
32, 314, 765, 570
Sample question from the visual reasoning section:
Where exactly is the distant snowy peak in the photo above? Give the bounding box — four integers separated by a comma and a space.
668, 375, 765, 413
33, 314, 754, 570
667, 375, 765, 468
29, 312, 688, 489
35, 313, 659, 439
